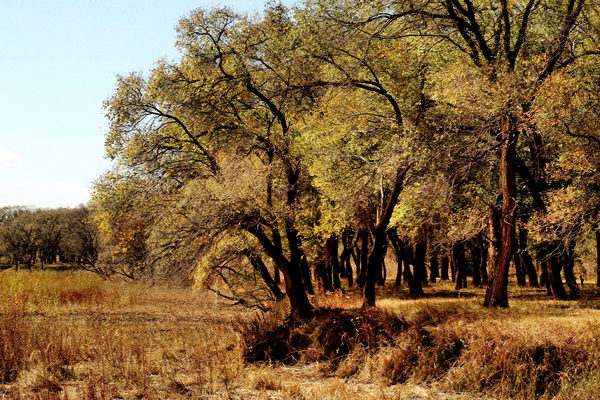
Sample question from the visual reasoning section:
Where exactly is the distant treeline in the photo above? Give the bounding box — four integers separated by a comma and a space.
0, 205, 100, 273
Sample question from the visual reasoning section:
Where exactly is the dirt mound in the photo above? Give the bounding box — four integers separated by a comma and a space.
240, 308, 409, 364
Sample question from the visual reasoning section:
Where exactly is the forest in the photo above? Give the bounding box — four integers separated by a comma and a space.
2, 0, 600, 398
92, 0, 600, 315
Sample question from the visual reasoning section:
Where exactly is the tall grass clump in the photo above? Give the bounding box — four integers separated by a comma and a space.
0, 270, 116, 312
0, 294, 29, 382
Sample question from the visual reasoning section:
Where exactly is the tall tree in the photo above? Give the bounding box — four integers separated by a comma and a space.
318, 0, 600, 307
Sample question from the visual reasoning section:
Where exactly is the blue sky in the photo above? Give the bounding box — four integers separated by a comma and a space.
0, 0, 271, 208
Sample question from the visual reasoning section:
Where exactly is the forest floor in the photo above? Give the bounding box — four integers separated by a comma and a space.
1, 267, 600, 399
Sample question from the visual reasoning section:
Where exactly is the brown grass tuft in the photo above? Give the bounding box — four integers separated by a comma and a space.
0, 295, 29, 383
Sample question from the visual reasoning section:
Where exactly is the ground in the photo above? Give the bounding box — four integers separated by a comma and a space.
1, 268, 600, 399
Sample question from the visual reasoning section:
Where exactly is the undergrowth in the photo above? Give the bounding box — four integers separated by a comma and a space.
237, 300, 600, 399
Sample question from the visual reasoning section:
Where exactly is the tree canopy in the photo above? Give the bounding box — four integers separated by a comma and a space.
92, 0, 600, 316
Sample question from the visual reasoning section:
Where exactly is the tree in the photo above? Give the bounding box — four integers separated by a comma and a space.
96, 5, 326, 317
62, 205, 102, 275
0, 208, 40, 269
0, 206, 32, 268
34, 208, 63, 267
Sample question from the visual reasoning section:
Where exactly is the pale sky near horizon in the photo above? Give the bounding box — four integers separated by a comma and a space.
0, 0, 273, 209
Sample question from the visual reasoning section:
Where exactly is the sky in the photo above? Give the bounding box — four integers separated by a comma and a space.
0, 0, 272, 209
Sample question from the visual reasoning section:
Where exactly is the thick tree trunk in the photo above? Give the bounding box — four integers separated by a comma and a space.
245, 222, 313, 318
281, 265, 313, 318
484, 117, 518, 308
363, 165, 411, 307
420, 242, 429, 286
363, 232, 387, 306
546, 257, 568, 300
283, 261, 313, 317
271, 224, 284, 285
543, 244, 568, 300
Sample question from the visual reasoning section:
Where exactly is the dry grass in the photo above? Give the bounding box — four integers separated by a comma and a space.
0, 269, 245, 399
2, 268, 600, 399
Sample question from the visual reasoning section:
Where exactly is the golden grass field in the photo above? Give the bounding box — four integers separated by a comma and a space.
2, 268, 600, 399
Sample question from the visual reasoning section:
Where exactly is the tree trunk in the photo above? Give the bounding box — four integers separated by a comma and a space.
543, 244, 568, 300
488, 201, 501, 284
357, 230, 369, 288
404, 243, 419, 293
389, 231, 404, 286
596, 227, 600, 287
351, 233, 361, 277
452, 243, 467, 290
539, 260, 552, 295
245, 222, 313, 318
518, 226, 538, 287
514, 252, 526, 287
563, 240, 581, 300
300, 254, 314, 295
281, 265, 313, 318
429, 254, 439, 284
273, 265, 281, 284
340, 230, 353, 287
420, 240, 429, 286
411, 241, 426, 294
363, 232, 387, 306
546, 257, 568, 300
327, 236, 341, 290
480, 243, 489, 286
484, 117, 518, 308
468, 236, 482, 287
378, 256, 387, 286
441, 255, 449, 281
315, 255, 334, 292
272, 224, 284, 284
246, 252, 285, 299
363, 165, 411, 307
450, 251, 456, 283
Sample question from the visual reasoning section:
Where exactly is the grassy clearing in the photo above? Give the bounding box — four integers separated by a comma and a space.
1, 269, 600, 399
